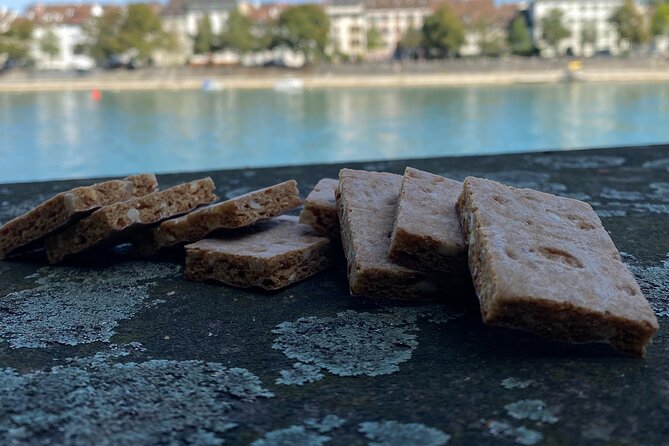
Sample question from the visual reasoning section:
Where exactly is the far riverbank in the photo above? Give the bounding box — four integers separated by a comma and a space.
1, 59, 668, 92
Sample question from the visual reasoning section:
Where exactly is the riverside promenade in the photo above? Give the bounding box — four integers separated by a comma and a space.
1, 58, 669, 91
0, 145, 667, 445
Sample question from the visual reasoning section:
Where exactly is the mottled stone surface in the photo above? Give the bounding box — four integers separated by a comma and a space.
0, 145, 668, 445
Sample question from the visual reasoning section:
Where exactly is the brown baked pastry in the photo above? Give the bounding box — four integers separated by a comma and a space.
184, 216, 333, 290
136, 180, 301, 255
46, 178, 217, 263
389, 167, 467, 275
456, 176, 659, 356
0, 174, 157, 259
299, 178, 339, 238
337, 168, 461, 301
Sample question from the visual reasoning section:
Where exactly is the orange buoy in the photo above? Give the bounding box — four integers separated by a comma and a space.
91, 89, 102, 101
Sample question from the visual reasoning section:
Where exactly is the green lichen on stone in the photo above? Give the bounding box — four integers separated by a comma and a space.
505, 400, 559, 424
303, 415, 346, 433
0, 345, 273, 445
501, 378, 534, 390
531, 155, 626, 169
250, 426, 331, 446
358, 421, 451, 446
272, 309, 419, 377
276, 363, 324, 386
0, 262, 180, 348
626, 255, 669, 317
485, 420, 543, 446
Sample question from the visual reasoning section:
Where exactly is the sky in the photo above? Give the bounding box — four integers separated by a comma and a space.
1, 0, 521, 14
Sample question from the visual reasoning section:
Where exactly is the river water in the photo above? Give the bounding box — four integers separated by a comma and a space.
1, 82, 668, 183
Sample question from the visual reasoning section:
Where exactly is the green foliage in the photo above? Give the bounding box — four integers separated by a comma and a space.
540, 8, 571, 54
398, 26, 422, 49
83, 6, 178, 65
581, 21, 598, 47
366, 27, 384, 49
508, 16, 533, 56
470, 19, 507, 57
5, 18, 33, 40
84, 9, 125, 61
651, 2, 669, 36
119, 4, 164, 62
0, 18, 34, 62
421, 4, 465, 57
610, 0, 649, 46
193, 13, 215, 54
276, 5, 329, 57
221, 9, 257, 53
40, 28, 60, 59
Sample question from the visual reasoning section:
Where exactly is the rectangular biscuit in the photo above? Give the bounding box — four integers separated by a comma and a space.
299, 178, 339, 238
456, 176, 659, 356
0, 174, 158, 259
389, 167, 467, 274
46, 178, 217, 264
337, 168, 457, 300
184, 215, 333, 290
136, 180, 301, 255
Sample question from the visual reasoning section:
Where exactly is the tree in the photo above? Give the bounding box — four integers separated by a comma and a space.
194, 14, 215, 54
366, 26, 384, 50
421, 4, 465, 57
118, 3, 165, 63
0, 18, 34, 62
581, 21, 597, 54
398, 26, 422, 49
84, 9, 126, 62
276, 5, 329, 58
40, 27, 60, 60
470, 19, 507, 57
221, 9, 256, 53
508, 16, 533, 55
540, 8, 570, 55
651, 2, 669, 37
83, 6, 179, 65
610, 0, 649, 47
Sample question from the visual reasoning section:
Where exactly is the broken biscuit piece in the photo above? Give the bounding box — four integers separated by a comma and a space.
45, 178, 217, 263
299, 178, 339, 237
0, 174, 158, 259
136, 180, 301, 255
389, 167, 467, 275
184, 216, 333, 290
456, 176, 659, 356
337, 168, 460, 301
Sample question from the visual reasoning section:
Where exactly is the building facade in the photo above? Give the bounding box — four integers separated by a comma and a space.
364, 0, 432, 57
325, 0, 367, 58
530, 0, 630, 57
24, 4, 106, 70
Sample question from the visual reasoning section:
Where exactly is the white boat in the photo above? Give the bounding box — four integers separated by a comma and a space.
273, 77, 304, 92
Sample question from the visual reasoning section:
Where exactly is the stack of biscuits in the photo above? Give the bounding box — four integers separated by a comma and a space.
0, 167, 659, 356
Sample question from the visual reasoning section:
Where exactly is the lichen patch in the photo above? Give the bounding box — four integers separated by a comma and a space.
0, 262, 181, 348
505, 399, 559, 424
272, 309, 419, 378
0, 346, 273, 445
358, 421, 451, 446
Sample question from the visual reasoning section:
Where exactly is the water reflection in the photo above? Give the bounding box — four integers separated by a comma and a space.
1, 83, 668, 183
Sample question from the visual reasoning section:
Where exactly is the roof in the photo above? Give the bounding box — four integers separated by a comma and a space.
163, 0, 238, 16
24, 3, 120, 26
444, 0, 519, 27
239, 3, 290, 23
365, 0, 430, 10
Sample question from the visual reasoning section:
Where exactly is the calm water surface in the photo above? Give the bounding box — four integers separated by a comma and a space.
1, 83, 669, 183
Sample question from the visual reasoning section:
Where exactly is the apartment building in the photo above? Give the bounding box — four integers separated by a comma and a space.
530, 0, 629, 56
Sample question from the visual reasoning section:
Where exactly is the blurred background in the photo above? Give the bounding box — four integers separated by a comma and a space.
1, 0, 668, 183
